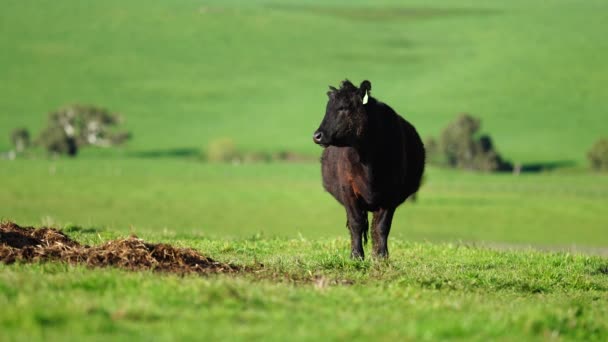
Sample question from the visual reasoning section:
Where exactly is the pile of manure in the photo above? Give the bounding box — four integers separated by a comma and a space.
0, 222, 238, 275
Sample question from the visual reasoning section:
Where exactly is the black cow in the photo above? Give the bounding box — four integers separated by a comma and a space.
313, 80, 425, 259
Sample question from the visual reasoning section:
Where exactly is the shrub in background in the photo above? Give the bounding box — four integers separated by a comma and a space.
424, 136, 442, 165
243, 151, 272, 163
10, 128, 30, 153
206, 138, 240, 163
432, 113, 512, 172
203, 138, 315, 164
587, 138, 608, 171
37, 125, 78, 156
37, 105, 131, 156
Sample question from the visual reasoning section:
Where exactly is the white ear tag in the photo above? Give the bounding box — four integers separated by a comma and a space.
362, 91, 369, 105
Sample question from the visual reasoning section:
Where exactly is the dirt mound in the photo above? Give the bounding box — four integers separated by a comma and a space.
0, 222, 238, 274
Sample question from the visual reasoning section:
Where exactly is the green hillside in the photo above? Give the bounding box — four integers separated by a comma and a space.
1, 0, 607, 163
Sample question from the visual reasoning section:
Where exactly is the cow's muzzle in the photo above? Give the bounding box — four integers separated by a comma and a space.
313, 131, 328, 147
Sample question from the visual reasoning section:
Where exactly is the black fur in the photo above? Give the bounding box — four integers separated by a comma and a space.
313, 80, 425, 259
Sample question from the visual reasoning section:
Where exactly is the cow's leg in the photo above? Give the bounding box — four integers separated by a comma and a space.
371, 207, 396, 258
345, 204, 367, 260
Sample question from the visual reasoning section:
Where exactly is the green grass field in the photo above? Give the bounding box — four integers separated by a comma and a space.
1, 0, 608, 340
2, 159, 608, 248
2, 240, 608, 341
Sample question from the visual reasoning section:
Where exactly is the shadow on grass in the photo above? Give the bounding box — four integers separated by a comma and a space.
519, 160, 576, 173
428, 160, 576, 174
63, 225, 104, 234
128, 148, 200, 159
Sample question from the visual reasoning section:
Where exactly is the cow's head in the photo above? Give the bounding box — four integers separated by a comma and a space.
313, 79, 372, 147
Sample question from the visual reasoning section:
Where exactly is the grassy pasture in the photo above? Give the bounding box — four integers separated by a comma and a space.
1, 159, 608, 248
1, 159, 607, 339
2, 238, 608, 341
1, 0, 608, 340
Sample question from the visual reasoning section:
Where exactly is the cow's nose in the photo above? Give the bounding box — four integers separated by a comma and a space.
313, 131, 323, 143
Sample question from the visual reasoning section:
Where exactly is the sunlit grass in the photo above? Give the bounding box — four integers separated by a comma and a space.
1, 238, 607, 340
1, 158, 607, 247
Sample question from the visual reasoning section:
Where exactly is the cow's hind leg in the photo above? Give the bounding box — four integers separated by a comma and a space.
345, 204, 368, 260
371, 207, 396, 258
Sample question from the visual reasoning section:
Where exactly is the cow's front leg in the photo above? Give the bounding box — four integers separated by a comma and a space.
345, 204, 368, 260
371, 207, 396, 258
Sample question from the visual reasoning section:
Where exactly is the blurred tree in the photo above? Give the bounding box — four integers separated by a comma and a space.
10, 128, 30, 153
424, 136, 442, 165
37, 125, 78, 156
37, 105, 131, 156
437, 113, 512, 172
206, 138, 240, 163
587, 138, 608, 171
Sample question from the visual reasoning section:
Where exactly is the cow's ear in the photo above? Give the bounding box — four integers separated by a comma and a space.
359, 80, 371, 94
327, 86, 337, 98
340, 79, 355, 89
359, 80, 371, 104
